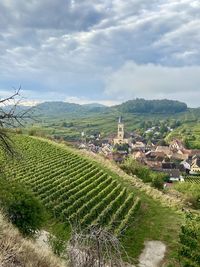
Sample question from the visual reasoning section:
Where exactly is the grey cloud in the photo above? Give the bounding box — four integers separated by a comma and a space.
0, 0, 104, 31
0, 0, 200, 105
104, 61, 200, 106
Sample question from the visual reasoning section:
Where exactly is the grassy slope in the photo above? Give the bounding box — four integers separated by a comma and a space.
0, 211, 65, 267
75, 150, 184, 265
2, 135, 184, 265
36, 137, 184, 265
166, 121, 200, 148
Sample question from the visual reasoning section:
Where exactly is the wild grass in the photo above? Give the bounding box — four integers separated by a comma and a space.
0, 211, 66, 267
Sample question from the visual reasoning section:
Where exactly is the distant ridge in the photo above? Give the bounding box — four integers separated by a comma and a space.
5, 98, 192, 118
114, 98, 188, 114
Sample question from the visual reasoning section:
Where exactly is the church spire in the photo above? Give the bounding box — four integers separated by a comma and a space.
118, 116, 122, 124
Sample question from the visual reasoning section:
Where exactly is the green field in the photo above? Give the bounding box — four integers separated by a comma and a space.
0, 134, 183, 264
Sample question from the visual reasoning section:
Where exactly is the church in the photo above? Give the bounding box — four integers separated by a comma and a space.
113, 116, 129, 145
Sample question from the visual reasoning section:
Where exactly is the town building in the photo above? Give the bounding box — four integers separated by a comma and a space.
169, 139, 184, 151
113, 116, 129, 145
191, 156, 200, 174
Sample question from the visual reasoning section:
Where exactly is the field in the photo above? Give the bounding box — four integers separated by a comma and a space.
0, 134, 183, 264
2, 135, 140, 236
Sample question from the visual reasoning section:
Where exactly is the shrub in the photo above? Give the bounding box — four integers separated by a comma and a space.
0, 178, 45, 236
151, 176, 164, 190
121, 157, 152, 182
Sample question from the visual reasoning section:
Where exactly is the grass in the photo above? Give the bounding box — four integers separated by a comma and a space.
122, 193, 183, 265
0, 211, 65, 267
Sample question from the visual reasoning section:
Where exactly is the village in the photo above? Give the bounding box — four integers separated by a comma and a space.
78, 117, 200, 182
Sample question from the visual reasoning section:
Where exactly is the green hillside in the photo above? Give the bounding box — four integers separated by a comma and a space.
2, 135, 141, 234
0, 134, 183, 264
20, 100, 200, 144
166, 120, 200, 149
115, 98, 188, 114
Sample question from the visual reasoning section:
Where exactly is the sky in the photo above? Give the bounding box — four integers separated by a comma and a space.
0, 0, 200, 107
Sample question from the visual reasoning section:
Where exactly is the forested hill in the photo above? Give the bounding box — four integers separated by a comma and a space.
115, 99, 188, 114
12, 99, 191, 119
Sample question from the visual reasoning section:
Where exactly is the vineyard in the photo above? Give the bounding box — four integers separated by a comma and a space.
179, 213, 200, 267
184, 176, 200, 183
1, 135, 140, 236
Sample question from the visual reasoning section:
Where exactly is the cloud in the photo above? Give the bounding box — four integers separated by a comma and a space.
64, 95, 120, 106
104, 61, 200, 107
0, 0, 200, 106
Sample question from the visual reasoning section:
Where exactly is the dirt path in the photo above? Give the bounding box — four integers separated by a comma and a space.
138, 241, 166, 267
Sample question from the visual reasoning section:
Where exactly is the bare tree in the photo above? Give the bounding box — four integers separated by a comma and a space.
0, 87, 33, 157
67, 224, 130, 267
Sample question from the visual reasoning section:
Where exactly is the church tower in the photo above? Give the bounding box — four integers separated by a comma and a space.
114, 116, 129, 145
117, 116, 124, 140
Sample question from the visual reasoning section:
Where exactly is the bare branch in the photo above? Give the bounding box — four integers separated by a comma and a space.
0, 87, 34, 157
67, 223, 131, 267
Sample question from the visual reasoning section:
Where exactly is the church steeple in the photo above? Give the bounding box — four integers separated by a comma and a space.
118, 116, 122, 124
117, 116, 124, 139
113, 116, 129, 145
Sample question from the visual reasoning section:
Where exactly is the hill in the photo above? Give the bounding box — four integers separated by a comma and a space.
11, 98, 190, 120
115, 98, 188, 114
0, 134, 183, 264
32, 101, 109, 117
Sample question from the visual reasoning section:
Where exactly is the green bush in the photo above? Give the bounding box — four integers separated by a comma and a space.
121, 157, 152, 182
151, 176, 164, 190
0, 178, 45, 236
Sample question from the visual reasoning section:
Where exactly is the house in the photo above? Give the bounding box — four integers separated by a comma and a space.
113, 117, 129, 145
101, 144, 113, 156
190, 157, 200, 174
145, 151, 166, 161
132, 151, 146, 163
132, 141, 146, 151
180, 161, 191, 173
170, 152, 189, 161
169, 139, 184, 151
162, 162, 176, 169
155, 146, 171, 156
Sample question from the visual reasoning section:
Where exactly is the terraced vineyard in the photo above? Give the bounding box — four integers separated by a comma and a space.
2, 135, 140, 235
184, 176, 200, 183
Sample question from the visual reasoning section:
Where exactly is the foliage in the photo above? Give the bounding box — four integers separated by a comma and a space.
48, 234, 67, 257
121, 157, 167, 187
0, 177, 45, 236
179, 213, 200, 267
173, 182, 200, 209
151, 175, 165, 190
166, 121, 200, 149
117, 99, 187, 114
121, 157, 151, 182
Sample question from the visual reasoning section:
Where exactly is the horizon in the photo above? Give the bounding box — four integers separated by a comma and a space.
0, 1, 200, 107
19, 97, 198, 109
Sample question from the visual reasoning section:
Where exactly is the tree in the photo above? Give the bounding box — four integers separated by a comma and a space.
67, 224, 127, 267
0, 89, 45, 236
0, 87, 32, 157
0, 178, 45, 236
